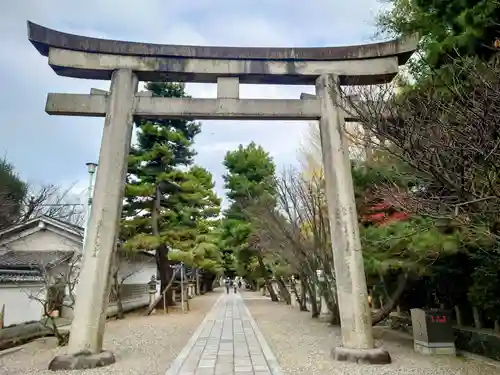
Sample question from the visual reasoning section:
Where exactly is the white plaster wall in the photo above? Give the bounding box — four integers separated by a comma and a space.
1, 230, 80, 252
0, 284, 45, 327
121, 263, 156, 284
61, 284, 151, 320
107, 294, 149, 317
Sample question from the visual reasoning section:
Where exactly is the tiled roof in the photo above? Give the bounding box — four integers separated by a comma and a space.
0, 269, 44, 283
0, 250, 74, 271
0, 215, 83, 242
0, 251, 74, 284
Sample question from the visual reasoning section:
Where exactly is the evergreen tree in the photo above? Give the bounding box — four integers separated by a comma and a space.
0, 158, 27, 229
122, 82, 221, 304
378, 0, 500, 71
220, 142, 277, 289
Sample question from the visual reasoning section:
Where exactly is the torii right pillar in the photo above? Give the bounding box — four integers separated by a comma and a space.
316, 74, 391, 364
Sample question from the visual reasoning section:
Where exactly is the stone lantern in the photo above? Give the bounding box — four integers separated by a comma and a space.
316, 269, 331, 321
147, 275, 158, 305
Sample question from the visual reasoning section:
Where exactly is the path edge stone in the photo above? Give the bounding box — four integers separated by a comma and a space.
164, 293, 224, 375
239, 294, 284, 375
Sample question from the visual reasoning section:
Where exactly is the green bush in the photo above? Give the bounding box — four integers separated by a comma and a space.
454, 327, 500, 361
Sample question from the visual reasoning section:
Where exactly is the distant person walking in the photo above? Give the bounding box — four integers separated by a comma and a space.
224, 277, 230, 294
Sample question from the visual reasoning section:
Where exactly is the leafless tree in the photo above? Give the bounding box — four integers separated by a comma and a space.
336, 56, 500, 234
19, 183, 85, 226
109, 248, 146, 319
24, 252, 82, 346
248, 169, 340, 322
0, 182, 85, 231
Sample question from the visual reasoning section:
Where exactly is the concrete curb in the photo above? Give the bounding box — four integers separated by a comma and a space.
239, 294, 284, 375
164, 293, 224, 375
377, 327, 500, 369
0, 345, 23, 358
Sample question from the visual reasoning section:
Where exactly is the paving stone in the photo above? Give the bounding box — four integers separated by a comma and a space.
253, 365, 269, 371
164, 293, 279, 375
234, 365, 253, 372
195, 368, 214, 375
199, 360, 216, 368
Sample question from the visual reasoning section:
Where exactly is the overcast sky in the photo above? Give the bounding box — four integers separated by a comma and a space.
0, 0, 384, 205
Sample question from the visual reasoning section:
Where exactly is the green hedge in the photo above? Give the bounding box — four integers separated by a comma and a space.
0, 322, 51, 351
388, 314, 500, 361
454, 327, 500, 361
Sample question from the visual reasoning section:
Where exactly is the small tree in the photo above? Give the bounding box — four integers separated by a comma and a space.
25, 252, 81, 346
20, 183, 85, 226
109, 248, 146, 319
0, 157, 27, 230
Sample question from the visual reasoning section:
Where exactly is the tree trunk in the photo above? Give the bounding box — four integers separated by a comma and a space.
454, 305, 463, 326
195, 269, 200, 295
310, 292, 319, 318
472, 306, 483, 329
266, 280, 279, 302
116, 291, 124, 319
152, 185, 174, 307
250, 280, 257, 291
203, 274, 215, 292
371, 273, 408, 326
155, 244, 174, 307
256, 253, 279, 302
304, 279, 319, 318
112, 272, 125, 319
276, 278, 291, 305
48, 315, 68, 346
299, 278, 308, 311
321, 283, 340, 325
289, 279, 302, 307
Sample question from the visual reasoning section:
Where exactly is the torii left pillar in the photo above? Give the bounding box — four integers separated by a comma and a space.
49, 69, 138, 370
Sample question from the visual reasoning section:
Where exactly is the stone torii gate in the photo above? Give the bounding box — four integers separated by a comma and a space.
27, 21, 416, 369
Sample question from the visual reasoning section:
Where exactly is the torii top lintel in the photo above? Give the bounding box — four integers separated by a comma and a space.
27, 21, 417, 85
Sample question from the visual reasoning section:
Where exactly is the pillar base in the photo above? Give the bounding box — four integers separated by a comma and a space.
332, 346, 391, 365
48, 350, 116, 371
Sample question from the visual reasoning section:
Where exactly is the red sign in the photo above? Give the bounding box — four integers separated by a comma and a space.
431, 315, 447, 323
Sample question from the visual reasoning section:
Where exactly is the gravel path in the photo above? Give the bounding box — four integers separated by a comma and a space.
0, 289, 222, 375
243, 292, 500, 375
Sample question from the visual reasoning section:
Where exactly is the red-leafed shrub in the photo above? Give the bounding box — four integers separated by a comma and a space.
362, 201, 410, 226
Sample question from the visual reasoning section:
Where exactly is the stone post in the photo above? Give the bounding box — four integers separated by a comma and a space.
49, 69, 138, 371
315, 74, 390, 364
195, 269, 200, 295
319, 294, 331, 322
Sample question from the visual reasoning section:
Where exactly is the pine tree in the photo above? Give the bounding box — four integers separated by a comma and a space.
220, 142, 277, 292
378, 0, 500, 70
0, 158, 27, 229
122, 82, 221, 305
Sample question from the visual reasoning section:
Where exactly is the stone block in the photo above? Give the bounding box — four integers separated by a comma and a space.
332, 346, 391, 364
48, 350, 116, 370
234, 366, 253, 372
198, 359, 216, 368
411, 308, 456, 356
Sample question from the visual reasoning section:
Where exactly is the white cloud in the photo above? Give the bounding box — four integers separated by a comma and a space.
0, 0, 384, 203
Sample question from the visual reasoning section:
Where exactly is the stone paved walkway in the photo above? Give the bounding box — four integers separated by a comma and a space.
165, 292, 283, 375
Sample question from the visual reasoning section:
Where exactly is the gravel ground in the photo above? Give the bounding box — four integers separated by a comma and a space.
243, 292, 500, 375
0, 290, 222, 375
